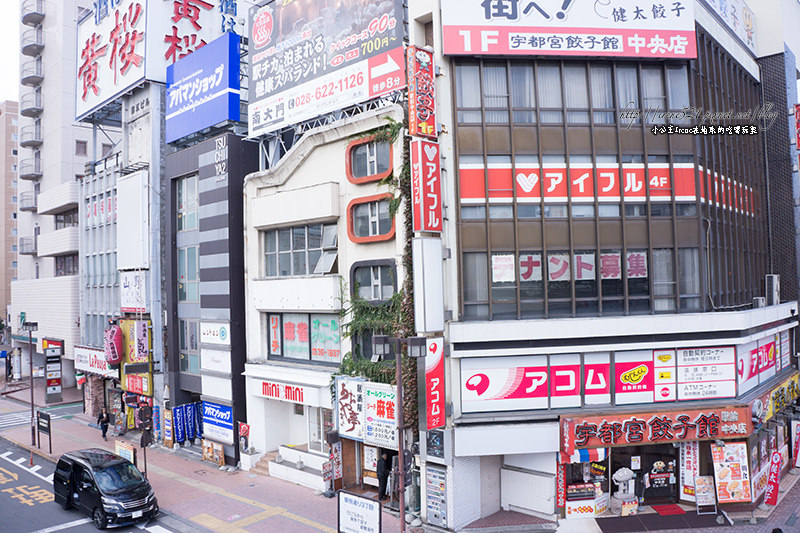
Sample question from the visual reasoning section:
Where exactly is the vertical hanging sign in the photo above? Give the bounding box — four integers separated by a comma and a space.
410, 139, 443, 233
425, 338, 446, 430
407, 45, 436, 139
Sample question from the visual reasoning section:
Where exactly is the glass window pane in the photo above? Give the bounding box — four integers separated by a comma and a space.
353, 203, 370, 237
279, 252, 291, 276
351, 144, 368, 178
571, 204, 594, 218
266, 254, 277, 277
598, 204, 620, 217
293, 226, 306, 250
378, 201, 392, 235
376, 142, 391, 174
322, 225, 337, 248
178, 249, 186, 280
380, 266, 393, 299
307, 225, 322, 249
591, 65, 613, 108
510, 64, 535, 108
489, 205, 513, 219
356, 267, 372, 299
678, 248, 700, 295
642, 66, 665, 123
667, 65, 690, 110
456, 64, 481, 108
308, 250, 321, 273
537, 64, 562, 108
483, 63, 508, 108
463, 252, 488, 301
461, 206, 486, 220
187, 247, 197, 281
278, 228, 291, 251
564, 65, 588, 109
315, 250, 338, 274
616, 65, 639, 121
266, 230, 277, 252
179, 320, 187, 350
293, 251, 307, 275
518, 204, 541, 218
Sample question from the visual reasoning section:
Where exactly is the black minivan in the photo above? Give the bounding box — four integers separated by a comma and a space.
53, 449, 158, 529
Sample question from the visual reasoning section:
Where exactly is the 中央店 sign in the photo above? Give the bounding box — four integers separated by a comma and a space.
561, 406, 753, 455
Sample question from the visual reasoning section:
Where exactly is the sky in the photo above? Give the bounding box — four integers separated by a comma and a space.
0, 3, 21, 104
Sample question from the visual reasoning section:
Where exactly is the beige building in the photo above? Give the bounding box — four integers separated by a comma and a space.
0, 101, 19, 324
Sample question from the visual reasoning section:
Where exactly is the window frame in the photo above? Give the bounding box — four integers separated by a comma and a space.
350, 260, 397, 303
345, 136, 393, 184
262, 222, 338, 278
346, 193, 396, 244
264, 312, 343, 366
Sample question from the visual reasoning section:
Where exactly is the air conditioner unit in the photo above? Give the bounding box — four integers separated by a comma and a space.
766, 274, 780, 306
753, 297, 766, 308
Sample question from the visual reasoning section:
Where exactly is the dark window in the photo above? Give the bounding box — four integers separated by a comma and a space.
55, 254, 79, 276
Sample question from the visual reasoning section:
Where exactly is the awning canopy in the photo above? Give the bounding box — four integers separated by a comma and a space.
559, 447, 607, 464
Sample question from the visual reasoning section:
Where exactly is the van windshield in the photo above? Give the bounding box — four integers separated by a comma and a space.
93, 463, 145, 493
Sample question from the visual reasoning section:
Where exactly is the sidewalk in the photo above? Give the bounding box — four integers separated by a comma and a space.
0, 394, 404, 533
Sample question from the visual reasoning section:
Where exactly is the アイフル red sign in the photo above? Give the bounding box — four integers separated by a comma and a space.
411, 139, 443, 233
407, 46, 436, 139
425, 338, 446, 430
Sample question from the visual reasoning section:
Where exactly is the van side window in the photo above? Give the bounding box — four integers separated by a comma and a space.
56, 459, 71, 478
80, 469, 93, 485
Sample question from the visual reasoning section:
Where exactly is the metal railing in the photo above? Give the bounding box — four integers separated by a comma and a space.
19, 237, 37, 255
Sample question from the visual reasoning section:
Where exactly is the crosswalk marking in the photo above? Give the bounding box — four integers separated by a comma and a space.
29, 518, 93, 533
0, 410, 62, 431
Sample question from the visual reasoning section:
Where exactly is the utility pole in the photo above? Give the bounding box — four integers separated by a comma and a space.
22, 321, 38, 446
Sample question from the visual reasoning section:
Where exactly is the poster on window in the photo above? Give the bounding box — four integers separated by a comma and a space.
710, 442, 752, 504
441, 0, 697, 58
310, 314, 342, 363
599, 253, 622, 280
519, 253, 542, 282
626, 251, 648, 278
363, 383, 398, 449
337, 378, 364, 441
491, 254, 515, 282
548, 254, 570, 282
282, 313, 310, 359
573, 253, 596, 281
269, 315, 281, 356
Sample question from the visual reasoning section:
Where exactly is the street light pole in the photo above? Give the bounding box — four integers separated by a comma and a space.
22, 321, 38, 446
393, 339, 405, 533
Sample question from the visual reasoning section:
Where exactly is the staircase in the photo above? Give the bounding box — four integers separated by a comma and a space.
249, 452, 274, 477
255, 445, 328, 492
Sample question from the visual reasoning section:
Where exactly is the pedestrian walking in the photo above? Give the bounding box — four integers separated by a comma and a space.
377, 450, 390, 501
97, 407, 110, 441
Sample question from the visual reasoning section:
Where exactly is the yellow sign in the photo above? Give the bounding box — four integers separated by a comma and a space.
119, 319, 153, 397
621, 365, 649, 385
763, 372, 800, 422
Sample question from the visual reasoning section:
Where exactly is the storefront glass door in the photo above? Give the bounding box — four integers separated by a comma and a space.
308, 407, 334, 455
610, 444, 678, 504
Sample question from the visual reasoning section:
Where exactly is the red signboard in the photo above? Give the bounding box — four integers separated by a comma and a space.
795, 104, 800, 148
407, 46, 436, 139
556, 463, 566, 508
764, 451, 782, 506
425, 338, 446, 430
562, 406, 752, 451
411, 139, 443, 233
126, 374, 145, 395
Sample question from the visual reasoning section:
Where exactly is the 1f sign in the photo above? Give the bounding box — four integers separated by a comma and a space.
411, 139, 443, 233
426, 337, 446, 430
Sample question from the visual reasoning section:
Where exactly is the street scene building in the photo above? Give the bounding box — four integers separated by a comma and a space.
2, 0, 800, 532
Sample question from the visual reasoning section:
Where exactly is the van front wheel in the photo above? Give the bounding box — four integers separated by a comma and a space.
93, 508, 107, 530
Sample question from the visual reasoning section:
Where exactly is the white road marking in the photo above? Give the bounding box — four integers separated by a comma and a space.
144, 526, 172, 533
0, 451, 11, 458
30, 464, 41, 472
0, 452, 55, 482
29, 518, 92, 533
13, 457, 25, 464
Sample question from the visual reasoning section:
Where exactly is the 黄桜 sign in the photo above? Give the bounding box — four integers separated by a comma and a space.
441, 0, 696, 58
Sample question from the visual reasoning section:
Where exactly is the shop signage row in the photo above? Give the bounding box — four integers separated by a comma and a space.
738, 333, 794, 396
752, 372, 800, 429
247, 0, 406, 137
336, 378, 399, 450
169, 402, 204, 445
561, 406, 752, 454
441, 0, 697, 58
75, 346, 118, 379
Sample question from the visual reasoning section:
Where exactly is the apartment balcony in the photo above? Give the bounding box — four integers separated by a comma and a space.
37, 181, 79, 215
21, 28, 44, 56
21, 0, 45, 26
38, 226, 79, 257
19, 192, 37, 212
19, 237, 37, 255
19, 157, 42, 180
20, 124, 42, 148
20, 90, 42, 117
20, 60, 43, 87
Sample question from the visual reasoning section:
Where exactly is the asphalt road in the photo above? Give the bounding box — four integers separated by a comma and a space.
0, 438, 199, 533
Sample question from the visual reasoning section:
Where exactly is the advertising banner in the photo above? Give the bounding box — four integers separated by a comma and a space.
461, 355, 549, 412
166, 32, 241, 143
425, 338, 446, 430
563, 406, 751, 450
185, 401, 196, 441
676, 346, 736, 401
710, 442, 752, 503
410, 139, 443, 233
441, 0, 697, 58
74, 346, 118, 379
248, 0, 406, 137
407, 46, 436, 139
153, 405, 160, 443
200, 322, 230, 346
163, 408, 173, 448
694, 476, 716, 506
362, 383, 398, 450
337, 378, 364, 441
202, 400, 234, 444
738, 336, 778, 394
549, 353, 581, 408
705, 0, 756, 53
115, 440, 135, 464
173, 405, 186, 444
202, 439, 225, 466
680, 441, 699, 502
76, 0, 241, 120
556, 463, 566, 508
195, 401, 204, 438
332, 441, 343, 480
119, 320, 152, 396
793, 420, 800, 469
120, 271, 146, 313
338, 492, 381, 533
764, 451, 782, 506
614, 350, 655, 405
239, 422, 250, 453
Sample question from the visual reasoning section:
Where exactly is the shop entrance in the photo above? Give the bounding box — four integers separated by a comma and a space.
610, 444, 678, 505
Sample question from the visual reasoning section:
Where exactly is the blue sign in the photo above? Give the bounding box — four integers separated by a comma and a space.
174, 405, 186, 444
166, 32, 241, 143
202, 400, 234, 444
186, 400, 196, 441
195, 402, 204, 438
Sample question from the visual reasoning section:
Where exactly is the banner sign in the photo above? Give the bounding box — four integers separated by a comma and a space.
459, 162, 698, 204
186, 401, 196, 441
153, 405, 160, 443
202, 400, 234, 444
202, 439, 225, 466
337, 378, 364, 441
238, 422, 250, 453
173, 405, 186, 444
120, 270, 146, 313
195, 401, 204, 438
425, 338, 446, 430
556, 463, 566, 508
680, 441, 699, 501
166, 32, 241, 143
411, 139, 443, 233
694, 476, 716, 506
247, 0, 406, 137
74, 346, 118, 379
562, 406, 752, 451
363, 383, 398, 450
764, 451, 782, 506
115, 440, 135, 464
710, 442, 752, 503
338, 491, 381, 533
738, 335, 778, 395
796, 104, 800, 149
705, 0, 756, 53
120, 320, 152, 396
441, 0, 697, 58
163, 408, 173, 448
407, 46, 436, 139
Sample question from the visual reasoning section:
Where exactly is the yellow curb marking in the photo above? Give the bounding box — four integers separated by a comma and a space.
191, 514, 250, 533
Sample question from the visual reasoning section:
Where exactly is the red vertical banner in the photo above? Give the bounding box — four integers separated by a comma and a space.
556, 463, 567, 508
407, 45, 437, 139
795, 104, 800, 147
764, 451, 782, 505
425, 338, 446, 430
411, 139, 443, 233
